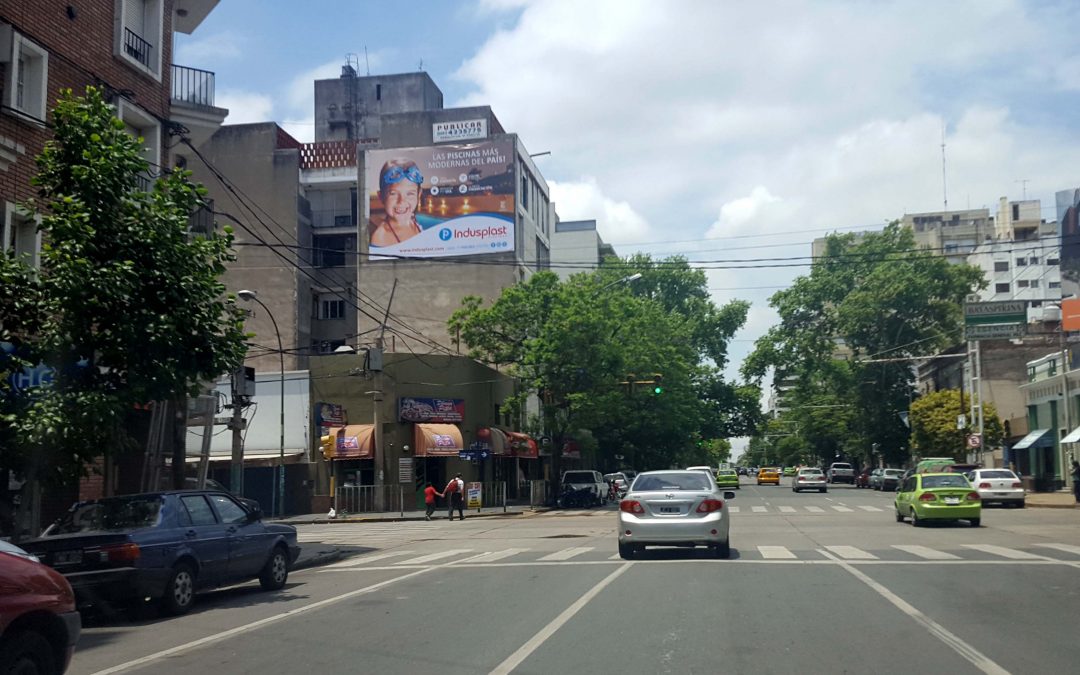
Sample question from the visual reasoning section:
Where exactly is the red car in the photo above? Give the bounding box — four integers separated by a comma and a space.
855, 468, 873, 488
0, 540, 81, 674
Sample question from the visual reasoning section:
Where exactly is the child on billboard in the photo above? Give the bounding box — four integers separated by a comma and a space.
370, 159, 423, 246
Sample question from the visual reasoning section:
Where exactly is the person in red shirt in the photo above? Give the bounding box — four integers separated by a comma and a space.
423, 482, 443, 521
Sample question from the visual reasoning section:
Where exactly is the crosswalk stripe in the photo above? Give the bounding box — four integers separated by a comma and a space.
891, 545, 960, 560
857, 505, 883, 512
538, 547, 593, 561
751, 506, 767, 513
778, 506, 796, 513
469, 548, 529, 562
395, 549, 472, 565
758, 545, 796, 559
609, 552, 623, 560
322, 550, 415, 568
825, 545, 877, 560
962, 544, 1042, 560
1035, 543, 1080, 556
804, 506, 825, 513
830, 506, 854, 512
728, 506, 741, 513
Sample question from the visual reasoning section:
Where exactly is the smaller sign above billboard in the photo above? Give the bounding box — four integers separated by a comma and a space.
433, 119, 488, 143
399, 397, 465, 423
964, 300, 1026, 325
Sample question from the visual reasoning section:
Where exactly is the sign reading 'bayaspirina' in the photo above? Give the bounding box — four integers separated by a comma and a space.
963, 300, 1026, 318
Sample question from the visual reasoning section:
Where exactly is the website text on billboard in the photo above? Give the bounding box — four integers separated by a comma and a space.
365, 139, 515, 259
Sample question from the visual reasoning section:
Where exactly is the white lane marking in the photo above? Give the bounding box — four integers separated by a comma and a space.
538, 546, 594, 561
831, 506, 854, 513
465, 548, 530, 563
820, 550, 1010, 675
1035, 543, 1080, 556
892, 545, 960, 560
609, 552, 623, 560
751, 506, 768, 513
824, 545, 877, 560
322, 550, 414, 568
488, 563, 632, 675
90, 566, 438, 675
804, 506, 825, 513
728, 506, 741, 513
778, 506, 796, 513
858, 505, 883, 512
758, 545, 797, 559
395, 549, 472, 565
962, 544, 1042, 560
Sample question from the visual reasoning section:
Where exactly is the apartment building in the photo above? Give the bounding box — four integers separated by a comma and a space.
549, 219, 616, 280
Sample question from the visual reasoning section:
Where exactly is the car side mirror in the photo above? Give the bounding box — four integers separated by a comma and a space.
724, 491, 736, 500
246, 505, 263, 522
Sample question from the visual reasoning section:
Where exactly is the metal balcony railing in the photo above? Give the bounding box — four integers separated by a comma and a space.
124, 28, 153, 69
171, 65, 215, 107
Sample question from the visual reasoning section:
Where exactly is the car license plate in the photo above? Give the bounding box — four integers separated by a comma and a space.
54, 550, 82, 565
944, 497, 960, 505
995, 492, 1008, 496
660, 507, 680, 514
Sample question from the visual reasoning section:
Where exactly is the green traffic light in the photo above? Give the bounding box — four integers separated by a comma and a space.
653, 385, 663, 394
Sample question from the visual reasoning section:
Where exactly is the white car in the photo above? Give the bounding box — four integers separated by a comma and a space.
966, 468, 1025, 507
792, 468, 827, 493
685, 465, 714, 476
561, 470, 607, 506
617, 470, 735, 559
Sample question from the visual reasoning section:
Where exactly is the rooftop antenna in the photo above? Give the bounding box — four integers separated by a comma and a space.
1015, 179, 1030, 200
364, 46, 370, 76
941, 121, 948, 212
419, 58, 424, 71
342, 53, 359, 78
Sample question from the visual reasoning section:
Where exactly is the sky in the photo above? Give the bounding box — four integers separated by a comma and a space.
177, 0, 1080, 453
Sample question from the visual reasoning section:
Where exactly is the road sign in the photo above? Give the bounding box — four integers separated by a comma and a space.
964, 300, 1026, 324
967, 434, 982, 449
964, 323, 1027, 340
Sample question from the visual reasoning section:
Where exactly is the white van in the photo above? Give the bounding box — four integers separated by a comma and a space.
561, 470, 607, 506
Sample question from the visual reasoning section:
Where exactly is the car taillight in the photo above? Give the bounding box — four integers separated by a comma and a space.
798, 476, 805, 481
966, 492, 981, 501
620, 500, 644, 514
918, 493, 937, 502
1011, 482, 1023, 488
978, 482, 991, 489
696, 499, 724, 513
100, 542, 140, 563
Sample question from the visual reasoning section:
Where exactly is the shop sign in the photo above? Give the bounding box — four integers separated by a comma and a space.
467, 482, 482, 508
315, 402, 347, 429
399, 397, 465, 423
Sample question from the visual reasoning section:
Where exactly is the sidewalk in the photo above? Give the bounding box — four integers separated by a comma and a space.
1026, 490, 1080, 509
272, 504, 536, 526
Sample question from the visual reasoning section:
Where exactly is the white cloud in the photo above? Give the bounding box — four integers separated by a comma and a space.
174, 31, 246, 65
706, 187, 791, 240
549, 177, 651, 244
280, 117, 315, 143
218, 90, 274, 125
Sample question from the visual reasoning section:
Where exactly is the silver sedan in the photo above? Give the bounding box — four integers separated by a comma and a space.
792, 468, 827, 493
966, 468, 1026, 507
617, 470, 735, 559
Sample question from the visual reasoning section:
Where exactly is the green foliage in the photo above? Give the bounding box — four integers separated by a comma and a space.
0, 87, 247, 487
909, 389, 1004, 460
449, 256, 760, 470
743, 223, 984, 466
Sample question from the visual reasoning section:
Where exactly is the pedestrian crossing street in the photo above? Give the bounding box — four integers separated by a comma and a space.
310, 542, 1080, 568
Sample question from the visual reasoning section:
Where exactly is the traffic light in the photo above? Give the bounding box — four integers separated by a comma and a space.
651, 374, 663, 395
320, 434, 336, 460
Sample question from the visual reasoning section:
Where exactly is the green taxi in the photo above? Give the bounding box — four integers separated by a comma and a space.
895, 472, 981, 527
782, 467, 797, 477
715, 468, 740, 489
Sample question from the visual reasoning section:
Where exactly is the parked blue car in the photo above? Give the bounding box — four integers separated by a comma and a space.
21, 490, 300, 615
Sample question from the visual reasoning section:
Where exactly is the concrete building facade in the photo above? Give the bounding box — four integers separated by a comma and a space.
549, 219, 616, 280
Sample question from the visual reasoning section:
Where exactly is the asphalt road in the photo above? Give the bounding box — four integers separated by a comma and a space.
69, 478, 1080, 675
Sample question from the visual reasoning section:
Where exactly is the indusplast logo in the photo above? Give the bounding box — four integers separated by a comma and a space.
439, 228, 453, 241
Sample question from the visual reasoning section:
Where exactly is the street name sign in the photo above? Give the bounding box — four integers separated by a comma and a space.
964, 323, 1027, 340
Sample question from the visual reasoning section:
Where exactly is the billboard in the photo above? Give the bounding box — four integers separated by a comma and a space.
365, 140, 515, 259
399, 397, 465, 423
1057, 187, 1080, 299
433, 119, 488, 143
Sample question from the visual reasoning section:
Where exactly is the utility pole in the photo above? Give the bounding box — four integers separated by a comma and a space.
1060, 319, 1071, 489
229, 367, 249, 496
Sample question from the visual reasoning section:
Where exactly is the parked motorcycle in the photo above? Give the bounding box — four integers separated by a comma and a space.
557, 486, 595, 509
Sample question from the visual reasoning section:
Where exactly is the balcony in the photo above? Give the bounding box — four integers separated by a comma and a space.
124, 28, 153, 69
172, 65, 215, 108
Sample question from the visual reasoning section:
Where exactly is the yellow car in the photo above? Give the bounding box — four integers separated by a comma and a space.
757, 467, 780, 485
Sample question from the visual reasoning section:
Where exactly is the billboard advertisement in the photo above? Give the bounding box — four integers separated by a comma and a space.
365, 140, 515, 259
399, 397, 465, 423
1057, 187, 1080, 300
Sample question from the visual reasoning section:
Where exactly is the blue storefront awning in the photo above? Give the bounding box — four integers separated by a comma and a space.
1012, 428, 1052, 450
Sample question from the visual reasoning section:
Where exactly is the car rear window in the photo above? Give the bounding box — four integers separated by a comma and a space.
563, 472, 597, 483
978, 470, 1016, 479
884, 469, 904, 477
717, 470, 736, 476
921, 475, 970, 488
831, 463, 852, 470
634, 473, 712, 491
47, 496, 163, 534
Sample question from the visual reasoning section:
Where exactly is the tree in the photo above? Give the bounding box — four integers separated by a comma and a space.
1, 88, 247, 524
743, 224, 983, 466
909, 388, 1004, 459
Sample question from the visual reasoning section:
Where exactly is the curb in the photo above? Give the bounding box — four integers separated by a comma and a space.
293, 547, 343, 570
273, 510, 529, 526
1025, 502, 1080, 509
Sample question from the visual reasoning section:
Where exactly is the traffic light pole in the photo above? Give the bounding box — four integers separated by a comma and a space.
229, 372, 247, 497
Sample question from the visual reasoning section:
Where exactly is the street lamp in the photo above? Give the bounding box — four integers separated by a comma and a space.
598, 273, 642, 292
238, 289, 286, 518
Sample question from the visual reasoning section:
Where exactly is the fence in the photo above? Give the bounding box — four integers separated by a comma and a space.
527, 479, 549, 508
334, 485, 403, 515
171, 65, 216, 107
473, 482, 507, 513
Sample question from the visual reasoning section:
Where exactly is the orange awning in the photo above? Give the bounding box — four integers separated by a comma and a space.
506, 431, 538, 459
414, 423, 464, 457
334, 425, 374, 459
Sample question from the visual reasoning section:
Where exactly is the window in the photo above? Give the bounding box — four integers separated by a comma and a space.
1030, 257, 1039, 265
117, 0, 163, 77
180, 495, 217, 526
994, 261, 1009, 272
2, 203, 40, 267
117, 99, 161, 179
995, 283, 1010, 294
1, 28, 49, 123
313, 234, 355, 267
1050, 281, 1062, 289
1048, 258, 1060, 266
376, 83, 382, 101
1012, 203, 1020, 221
1015, 258, 1027, 267
1018, 280, 1029, 288
1030, 279, 1039, 288
520, 169, 528, 210
318, 297, 346, 320
209, 494, 248, 524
